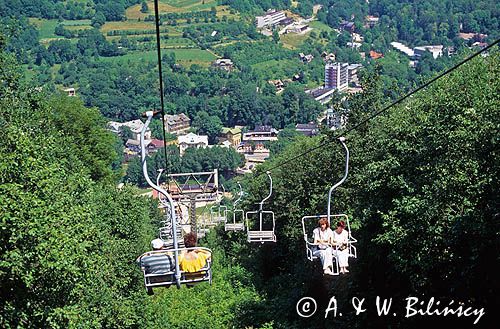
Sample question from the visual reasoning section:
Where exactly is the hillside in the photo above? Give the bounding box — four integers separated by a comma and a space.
0, 1, 499, 328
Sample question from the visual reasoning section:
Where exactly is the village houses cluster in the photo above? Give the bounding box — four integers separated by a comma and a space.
108, 112, 324, 174
103, 8, 487, 175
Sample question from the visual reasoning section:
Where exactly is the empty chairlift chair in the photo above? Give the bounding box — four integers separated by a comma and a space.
197, 205, 211, 239
137, 111, 213, 293
210, 184, 228, 224
225, 183, 245, 231
246, 171, 276, 243
302, 137, 357, 275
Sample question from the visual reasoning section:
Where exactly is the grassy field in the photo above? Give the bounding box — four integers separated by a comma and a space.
30, 0, 239, 68
126, 0, 218, 20
280, 21, 335, 49
101, 21, 156, 33
100, 49, 216, 66
308, 20, 334, 34
164, 48, 217, 66
280, 31, 311, 49
29, 18, 60, 39
162, 37, 196, 47
30, 18, 92, 41
252, 59, 302, 80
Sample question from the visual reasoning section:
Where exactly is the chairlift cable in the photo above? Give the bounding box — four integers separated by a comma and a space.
153, 0, 170, 176
257, 39, 499, 178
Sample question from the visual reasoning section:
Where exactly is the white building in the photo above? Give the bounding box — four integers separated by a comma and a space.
255, 10, 286, 29
178, 132, 208, 155
108, 119, 151, 141
347, 63, 362, 86
390, 42, 415, 57
325, 62, 349, 91
414, 45, 443, 59
326, 108, 348, 130
306, 87, 337, 105
64, 87, 76, 97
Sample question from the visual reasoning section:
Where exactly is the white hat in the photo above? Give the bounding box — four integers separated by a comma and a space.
151, 238, 164, 249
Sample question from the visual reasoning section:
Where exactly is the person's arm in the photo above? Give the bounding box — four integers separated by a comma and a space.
312, 229, 321, 245
342, 231, 349, 244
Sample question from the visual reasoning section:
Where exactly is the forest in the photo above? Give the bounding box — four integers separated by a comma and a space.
1, 0, 499, 328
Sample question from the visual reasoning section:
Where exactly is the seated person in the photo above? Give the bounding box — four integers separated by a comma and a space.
312, 217, 335, 275
332, 221, 350, 274
179, 232, 211, 276
139, 238, 174, 276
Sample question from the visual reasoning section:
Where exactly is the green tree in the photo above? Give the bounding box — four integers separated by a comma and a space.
192, 111, 223, 144
140, 1, 149, 14
91, 11, 106, 28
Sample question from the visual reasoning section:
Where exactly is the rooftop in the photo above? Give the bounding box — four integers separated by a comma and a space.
178, 133, 208, 145
108, 119, 147, 133
390, 42, 415, 57
221, 127, 242, 135
165, 113, 190, 125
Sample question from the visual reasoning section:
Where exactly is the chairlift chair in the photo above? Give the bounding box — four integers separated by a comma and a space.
246, 171, 276, 243
225, 183, 245, 231
138, 246, 212, 295
210, 184, 228, 224
301, 137, 357, 275
210, 204, 227, 224
137, 111, 213, 291
197, 205, 211, 239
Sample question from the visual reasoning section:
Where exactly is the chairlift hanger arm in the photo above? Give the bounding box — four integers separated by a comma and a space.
140, 111, 181, 286
259, 171, 273, 211
233, 183, 243, 208
327, 137, 349, 223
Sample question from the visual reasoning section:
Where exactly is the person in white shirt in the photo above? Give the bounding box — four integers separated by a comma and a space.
312, 217, 335, 275
333, 221, 350, 274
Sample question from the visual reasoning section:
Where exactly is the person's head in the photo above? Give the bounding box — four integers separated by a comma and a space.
318, 218, 329, 230
183, 232, 197, 248
336, 221, 346, 232
151, 238, 164, 250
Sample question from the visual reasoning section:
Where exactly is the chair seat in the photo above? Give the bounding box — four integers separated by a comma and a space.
225, 223, 245, 231
248, 230, 276, 242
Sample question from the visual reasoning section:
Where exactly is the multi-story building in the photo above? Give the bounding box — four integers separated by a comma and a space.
364, 16, 379, 28
414, 45, 443, 59
347, 64, 362, 86
178, 133, 208, 155
325, 62, 349, 91
165, 113, 191, 135
255, 10, 287, 29
296, 123, 319, 137
243, 125, 279, 142
218, 127, 242, 147
326, 108, 348, 130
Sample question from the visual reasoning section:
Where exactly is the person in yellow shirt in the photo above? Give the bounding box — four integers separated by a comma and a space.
179, 232, 211, 274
